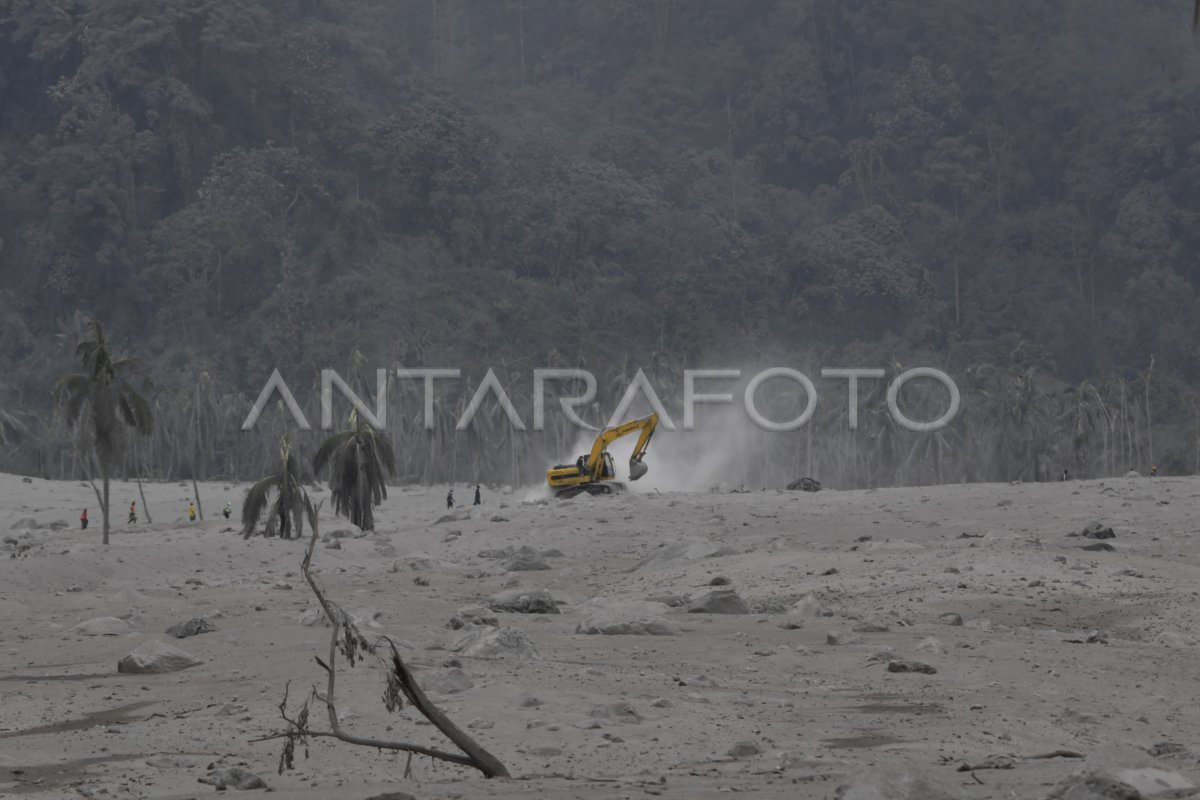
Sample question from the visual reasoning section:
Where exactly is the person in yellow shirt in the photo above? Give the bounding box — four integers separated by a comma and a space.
188, 502, 197, 522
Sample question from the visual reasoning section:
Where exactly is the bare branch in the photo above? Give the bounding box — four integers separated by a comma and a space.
253, 499, 510, 779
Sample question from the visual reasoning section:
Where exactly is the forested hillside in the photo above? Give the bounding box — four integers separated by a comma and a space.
1, 0, 1199, 486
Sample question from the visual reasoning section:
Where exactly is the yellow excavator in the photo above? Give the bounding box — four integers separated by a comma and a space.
546, 413, 658, 498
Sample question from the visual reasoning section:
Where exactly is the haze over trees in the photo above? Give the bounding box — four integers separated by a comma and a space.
3, 1, 1200, 487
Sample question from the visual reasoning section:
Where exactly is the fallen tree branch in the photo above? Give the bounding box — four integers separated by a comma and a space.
253, 498, 510, 779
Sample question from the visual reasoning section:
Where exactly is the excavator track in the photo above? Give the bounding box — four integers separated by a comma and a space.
554, 482, 624, 499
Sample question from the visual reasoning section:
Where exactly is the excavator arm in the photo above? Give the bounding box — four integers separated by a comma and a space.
584, 413, 658, 480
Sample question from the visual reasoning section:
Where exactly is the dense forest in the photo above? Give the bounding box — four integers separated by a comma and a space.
1, 0, 1199, 488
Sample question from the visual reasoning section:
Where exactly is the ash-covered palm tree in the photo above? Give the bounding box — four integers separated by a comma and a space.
313, 411, 395, 531
56, 320, 153, 545
242, 435, 309, 540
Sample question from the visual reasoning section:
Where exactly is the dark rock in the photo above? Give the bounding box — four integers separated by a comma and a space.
198, 767, 270, 790
1082, 523, 1116, 540
886, 659, 937, 674
821, 567, 839, 576
1049, 773, 1141, 800
364, 793, 417, 800
448, 604, 499, 629
687, 590, 750, 614
786, 477, 821, 492
646, 594, 690, 607
1081, 542, 1116, 552
165, 618, 217, 638
727, 741, 762, 758
708, 575, 731, 586
826, 630, 863, 646
488, 588, 559, 614
957, 755, 1014, 771
1148, 742, 1187, 758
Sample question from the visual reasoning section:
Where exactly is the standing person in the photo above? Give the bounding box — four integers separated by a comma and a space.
1061, 468, 1069, 481
222, 502, 231, 519
128, 500, 137, 524
446, 488, 454, 509
1151, 465, 1158, 477
80, 509, 88, 530
188, 502, 197, 522
474, 484, 481, 505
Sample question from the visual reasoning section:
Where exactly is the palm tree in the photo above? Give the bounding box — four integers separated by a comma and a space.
242, 435, 309, 539
312, 412, 395, 531
56, 320, 153, 545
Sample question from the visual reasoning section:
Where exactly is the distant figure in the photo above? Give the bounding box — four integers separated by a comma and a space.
128, 500, 137, 524
223, 502, 232, 519
446, 489, 455, 509
474, 484, 481, 505
80, 509, 88, 530
1151, 465, 1158, 477
188, 502, 197, 522
1061, 468, 1069, 481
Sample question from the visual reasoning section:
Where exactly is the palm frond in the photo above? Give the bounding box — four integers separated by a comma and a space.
242, 473, 278, 537
312, 430, 354, 474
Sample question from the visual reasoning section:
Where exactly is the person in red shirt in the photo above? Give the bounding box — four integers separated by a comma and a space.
80, 509, 88, 529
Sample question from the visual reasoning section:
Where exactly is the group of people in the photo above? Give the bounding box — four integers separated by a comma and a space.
80, 499, 234, 529
446, 485, 483, 509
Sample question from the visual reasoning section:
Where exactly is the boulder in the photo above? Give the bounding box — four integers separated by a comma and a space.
687, 590, 750, 614
73, 617, 133, 636
786, 477, 821, 492
837, 766, 956, 799
1081, 523, 1116, 540
826, 630, 863, 646
424, 667, 474, 694
117, 640, 202, 674
589, 702, 642, 723
198, 767, 270, 791
164, 618, 216, 638
852, 620, 890, 633
787, 593, 830, 619
488, 588, 560, 614
450, 626, 537, 659
299, 607, 329, 627
502, 546, 550, 572
394, 553, 436, 571
576, 599, 676, 636
1049, 773, 1142, 800
448, 604, 499, 629
728, 741, 762, 758
10, 516, 38, 530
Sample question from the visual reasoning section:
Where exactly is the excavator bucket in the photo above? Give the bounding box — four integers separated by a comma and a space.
628, 458, 648, 481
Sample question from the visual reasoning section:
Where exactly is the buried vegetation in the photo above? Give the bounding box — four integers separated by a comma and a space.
252, 497, 509, 779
